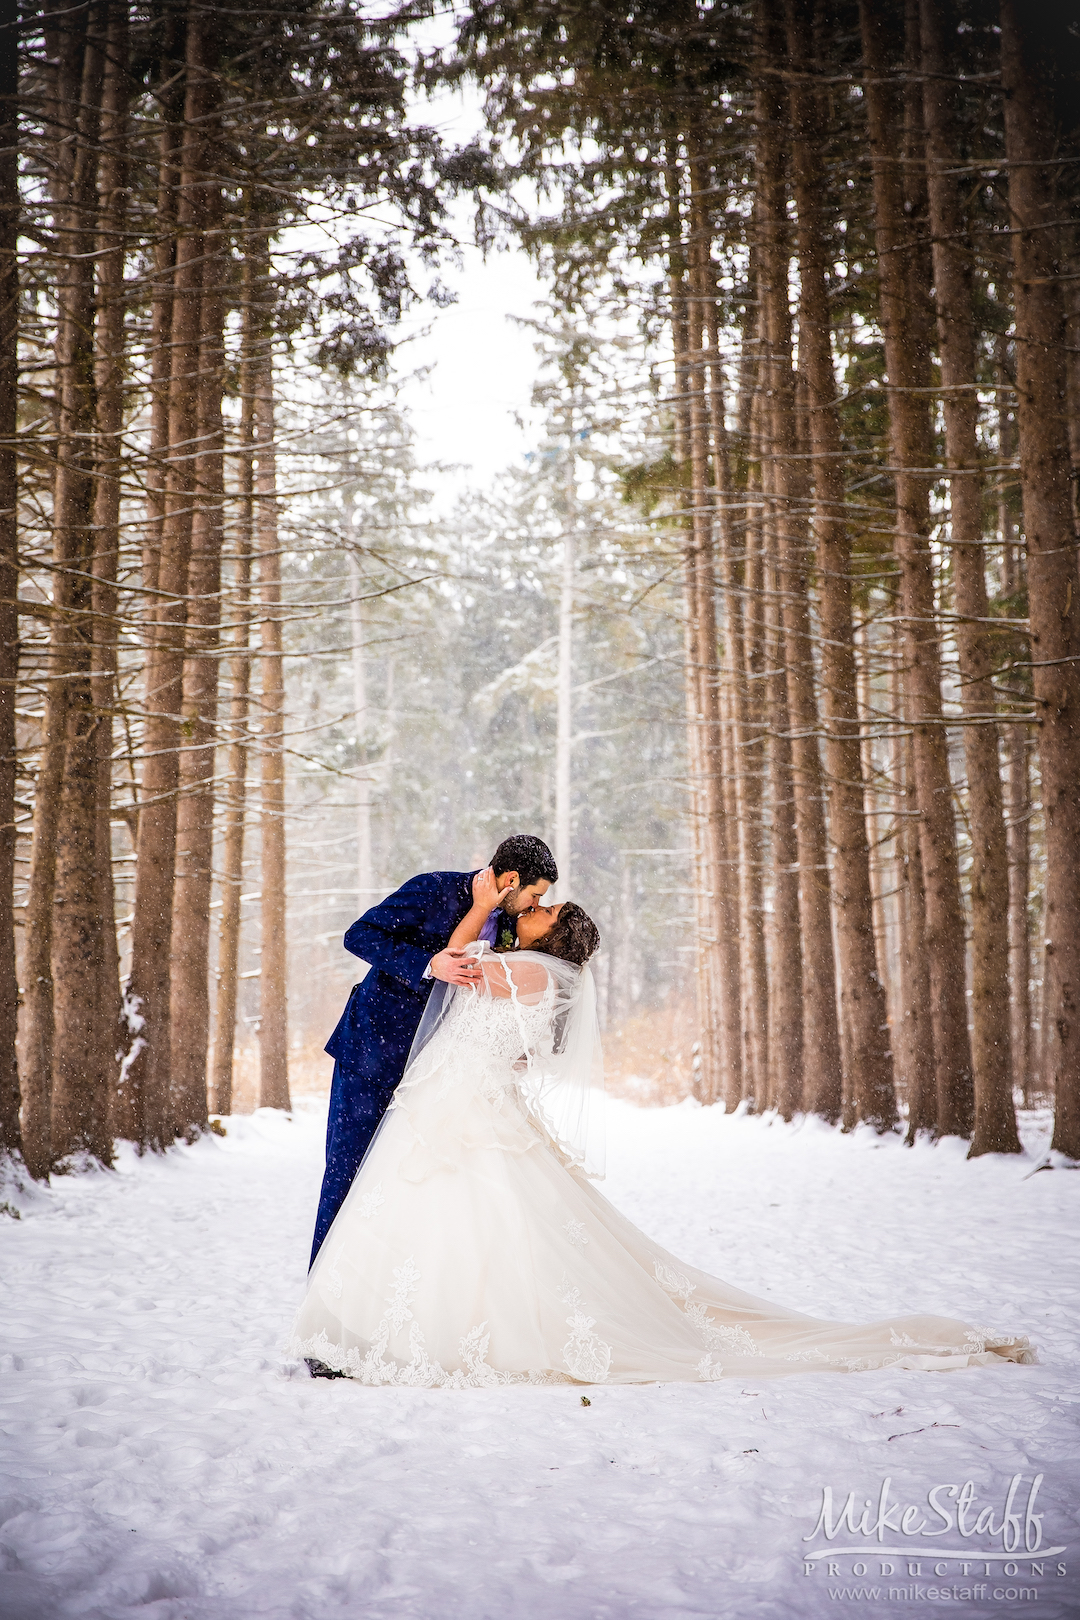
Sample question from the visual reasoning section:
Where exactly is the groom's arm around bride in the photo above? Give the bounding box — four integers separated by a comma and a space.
309, 835, 558, 1264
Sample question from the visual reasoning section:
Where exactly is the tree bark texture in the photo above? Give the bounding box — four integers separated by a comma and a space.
789, 0, 896, 1129
698, 235, 746, 1111
1006, 726, 1032, 1106
685, 162, 739, 1106
210, 295, 255, 1119
1001, 0, 1080, 1160
254, 338, 290, 1111
0, 0, 21, 1155
169, 211, 224, 1136
782, 378, 842, 1119
893, 652, 938, 1141
740, 388, 770, 1111
667, 154, 723, 1104
124, 8, 210, 1144
670, 264, 716, 1102
92, 0, 128, 1140
21, 0, 93, 1174
861, 0, 972, 1137
750, 20, 804, 1115
920, 0, 1018, 1155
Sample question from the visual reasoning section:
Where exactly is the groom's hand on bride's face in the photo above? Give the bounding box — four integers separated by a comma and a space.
429, 948, 484, 986
471, 866, 503, 913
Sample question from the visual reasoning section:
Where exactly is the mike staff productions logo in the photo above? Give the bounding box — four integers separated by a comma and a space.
800, 1474, 1070, 1604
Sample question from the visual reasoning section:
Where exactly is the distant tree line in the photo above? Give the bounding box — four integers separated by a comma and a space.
2, 0, 1078, 1184
0, 0, 450, 1174
437, 0, 1080, 1157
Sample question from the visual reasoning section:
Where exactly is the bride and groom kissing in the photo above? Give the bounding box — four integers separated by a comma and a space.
291, 832, 1033, 1387
309, 834, 588, 1265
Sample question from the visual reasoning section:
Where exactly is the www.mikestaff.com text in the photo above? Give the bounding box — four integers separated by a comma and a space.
822, 1581, 1041, 1603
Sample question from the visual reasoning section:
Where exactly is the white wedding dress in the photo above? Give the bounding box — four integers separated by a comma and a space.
288, 945, 1035, 1387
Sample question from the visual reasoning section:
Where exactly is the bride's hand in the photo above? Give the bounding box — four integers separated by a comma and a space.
472, 866, 503, 914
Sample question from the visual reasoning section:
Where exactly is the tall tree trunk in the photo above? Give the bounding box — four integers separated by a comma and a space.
91, 0, 128, 1142
764, 500, 804, 1117
671, 262, 715, 1101
740, 387, 770, 1111
210, 296, 255, 1118
997, 339, 1021, 599
894, 645, 937, 1141
921, 0, 1018, 1155
723, 276, 760, 1106
124, 7, 209, 1145
1000, 0, 1080, 1159
21, 0, 93, 1175
782, 379, 842, 1119
0, 0, 21, 1157
856, 629, 891, 1043
1066, 235, 1080, 531
1007, 725, 1032, 1107
860, 0, 972, 1137
113, 43, 181, 1143
41, 2, 111, 1163
140, 9, 183, 607
170, 193, 224, 1136
686, 158, 737, 1105
253, 331, 290, 1111
788, 0, 896, 1130
346, 549, 373, 903
666, 154, 720, 1102
555, 443, 574, 897
751, 18, 804, 1114
21, 678, 66, 1176
698, 231, 745, 1110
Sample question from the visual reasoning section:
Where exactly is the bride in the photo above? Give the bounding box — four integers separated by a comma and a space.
288, 875, 1034, 1387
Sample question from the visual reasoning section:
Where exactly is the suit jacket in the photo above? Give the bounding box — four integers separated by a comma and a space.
326, 868, 513, 1095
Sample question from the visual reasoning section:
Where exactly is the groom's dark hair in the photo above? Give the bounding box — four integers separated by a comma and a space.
491, 834, 558, 887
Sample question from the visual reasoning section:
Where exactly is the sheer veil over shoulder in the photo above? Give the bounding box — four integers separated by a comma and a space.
288, 943, 1035, 1388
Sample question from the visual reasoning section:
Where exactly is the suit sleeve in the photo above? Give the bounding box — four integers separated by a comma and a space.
343, 873, 448, 992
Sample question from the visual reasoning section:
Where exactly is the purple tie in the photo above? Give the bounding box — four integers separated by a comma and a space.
478, 911, 499, 946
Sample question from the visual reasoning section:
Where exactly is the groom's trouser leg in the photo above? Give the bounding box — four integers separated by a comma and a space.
309, 1062, 392, 1267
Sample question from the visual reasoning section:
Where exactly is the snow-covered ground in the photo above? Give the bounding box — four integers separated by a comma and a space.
1, 1100, 1077, 1620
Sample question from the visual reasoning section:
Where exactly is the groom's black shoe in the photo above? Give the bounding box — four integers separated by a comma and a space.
305, 1357, 346, 1380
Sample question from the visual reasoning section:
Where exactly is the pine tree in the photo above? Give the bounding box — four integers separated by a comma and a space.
860, 0, 971, 1138
0, 0, 20, 1160
920, 0, 1017, 1155
1000, 0, 1080, 1160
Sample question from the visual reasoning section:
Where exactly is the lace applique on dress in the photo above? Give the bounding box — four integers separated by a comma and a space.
352, 1258, 445, 1386
325, 1261, 344, 1300
654, 1261, 763, 1356
834, 1354, 904, 1372
565, 1219, 589, 1249
412, 988, 556, 1108
287, 1256, 572, 1389
706, 1321, 761, 1355
355, 1183, 385, 1219
383, 1258, 420, 1333
559, 1282, 612, 1382
697, 1354, 724, 1382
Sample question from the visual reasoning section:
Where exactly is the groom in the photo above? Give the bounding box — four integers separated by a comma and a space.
310, 833, 559, 1264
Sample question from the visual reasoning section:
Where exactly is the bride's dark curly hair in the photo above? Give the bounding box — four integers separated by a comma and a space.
530, 901, 600, 967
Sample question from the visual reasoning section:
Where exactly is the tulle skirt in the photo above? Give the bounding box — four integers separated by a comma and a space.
287, 1074, 1036, 1387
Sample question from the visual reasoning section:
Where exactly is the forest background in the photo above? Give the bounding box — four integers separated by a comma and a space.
1, 0, 1078, 1189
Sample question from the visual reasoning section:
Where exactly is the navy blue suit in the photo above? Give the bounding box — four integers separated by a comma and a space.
311, 869, 512, 1265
